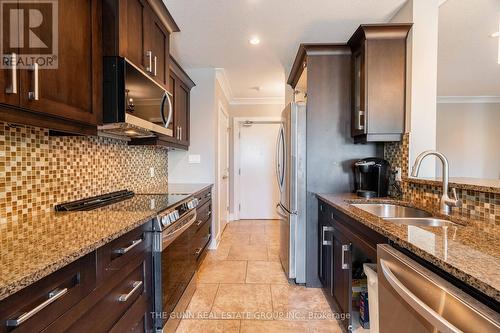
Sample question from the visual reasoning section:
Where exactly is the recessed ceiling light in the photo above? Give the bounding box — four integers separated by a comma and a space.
249, 36, 260, 45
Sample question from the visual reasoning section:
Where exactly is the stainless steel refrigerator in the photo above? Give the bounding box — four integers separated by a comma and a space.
276, 102, 306, 283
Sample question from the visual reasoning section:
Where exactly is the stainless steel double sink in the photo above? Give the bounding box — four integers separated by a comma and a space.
350, 203, 456, 227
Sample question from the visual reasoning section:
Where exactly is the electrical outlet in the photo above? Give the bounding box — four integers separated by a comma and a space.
395, 167, 402, 181
149, 167, 155, 178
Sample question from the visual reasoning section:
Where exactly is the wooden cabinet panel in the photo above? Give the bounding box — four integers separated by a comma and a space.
65, 259, 149, 333
0, 0, 101, 134
19, 0, 100, 125
347, 24, 412, 143
0, 253, 96, 333
331, 228, 352, 331
123, 0, 147, 69
175, 81, 189, 145
145, 8, 169, 88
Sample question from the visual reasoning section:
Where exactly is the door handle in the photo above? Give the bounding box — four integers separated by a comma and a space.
28, 63, 39, 100
146, 51, 153, 73
380, 259, 462, 333
6, 288, 68, 327
6, 53, 17, 94
118, 281, 143, 302
322, 226, 333, 245
341, 244, 351, 270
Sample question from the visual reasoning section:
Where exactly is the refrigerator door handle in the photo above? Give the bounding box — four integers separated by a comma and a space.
275, 124, 285, 190
275, 126, 282, 188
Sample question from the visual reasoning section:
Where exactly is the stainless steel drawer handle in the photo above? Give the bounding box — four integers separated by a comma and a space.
6, 288, 68, 327
196, 219, 203, 226
194, 248, 202, 255
115, 239, 142, 255
6, 53, 17, 94
146, 51, 153, 73
380, 259, 462, 333
341, 244, 350, 270
322, 226, 333, 246
28, 63, 39, 101
153, 55, 157, 76
118, 281, 143, 302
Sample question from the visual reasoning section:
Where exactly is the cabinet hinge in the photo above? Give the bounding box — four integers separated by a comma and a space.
239, 204, 241, 211
238, 168, 241, 176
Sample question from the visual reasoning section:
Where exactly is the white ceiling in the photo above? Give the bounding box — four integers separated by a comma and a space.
164, 0, 407, 101
437, 0, 500, 96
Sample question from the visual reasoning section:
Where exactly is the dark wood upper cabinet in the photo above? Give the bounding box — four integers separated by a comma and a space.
103, 0, 179, 91
0, 0, 102, 135
347, 24, 412, 143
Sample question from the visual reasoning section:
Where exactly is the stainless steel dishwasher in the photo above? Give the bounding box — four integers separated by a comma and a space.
377, 244, 500, 333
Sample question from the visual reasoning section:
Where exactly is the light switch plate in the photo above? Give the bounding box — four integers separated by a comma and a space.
188, 154, 201, 164
395, 167, 402, 181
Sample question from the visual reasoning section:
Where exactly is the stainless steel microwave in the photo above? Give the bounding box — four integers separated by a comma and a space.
99, 57, 173, 139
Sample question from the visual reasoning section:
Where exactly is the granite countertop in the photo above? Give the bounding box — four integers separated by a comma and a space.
316, 193, 500, 302
0, 188, 210, 302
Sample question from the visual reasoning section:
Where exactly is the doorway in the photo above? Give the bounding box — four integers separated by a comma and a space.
235, 119, 281, 220
218, 104, 230, 239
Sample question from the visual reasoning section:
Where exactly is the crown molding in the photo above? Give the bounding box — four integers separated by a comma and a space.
437, 96, 500, 104
215, 68, 234, 103
230, 97, 285, 105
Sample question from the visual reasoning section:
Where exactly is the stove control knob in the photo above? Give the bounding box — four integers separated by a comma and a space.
168, 211, 176, 222
174, 210, 180, 219
161, 215, 170, 226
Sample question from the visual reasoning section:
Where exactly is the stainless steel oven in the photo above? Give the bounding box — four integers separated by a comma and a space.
152, 197, 199, 331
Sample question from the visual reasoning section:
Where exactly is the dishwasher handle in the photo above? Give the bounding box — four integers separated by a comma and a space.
379, 259, 462, 333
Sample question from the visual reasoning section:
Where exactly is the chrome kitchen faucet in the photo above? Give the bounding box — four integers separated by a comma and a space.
411, 150, 462, 215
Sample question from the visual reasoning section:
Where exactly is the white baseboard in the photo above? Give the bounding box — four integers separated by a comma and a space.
208, 235, 220, 250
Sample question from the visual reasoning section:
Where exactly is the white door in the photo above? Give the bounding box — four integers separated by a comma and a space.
239, 122, 280, 219
218, 107, 230, 235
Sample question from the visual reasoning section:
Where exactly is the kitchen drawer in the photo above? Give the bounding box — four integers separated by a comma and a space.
109, 291, 150, 333
195, 188, 212, 208
0, 252, 96, 333
192, 219, 211, 258
97, 223, 151, 281
196, 201, 211, 226
66, 259, 148, 333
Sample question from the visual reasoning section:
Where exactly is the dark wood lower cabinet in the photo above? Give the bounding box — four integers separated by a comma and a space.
0, 222, 153, 333
317, 198, 388, 332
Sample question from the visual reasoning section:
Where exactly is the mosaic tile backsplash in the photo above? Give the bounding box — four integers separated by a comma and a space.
384, 133, 500, 222
0, 122, 168, 224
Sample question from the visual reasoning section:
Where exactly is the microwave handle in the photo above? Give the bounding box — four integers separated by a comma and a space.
161, 91, 173, 129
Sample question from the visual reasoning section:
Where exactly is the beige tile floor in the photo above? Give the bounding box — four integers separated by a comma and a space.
175, 220, 342, 333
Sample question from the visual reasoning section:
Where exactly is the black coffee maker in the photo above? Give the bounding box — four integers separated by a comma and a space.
353, 158, 390, 198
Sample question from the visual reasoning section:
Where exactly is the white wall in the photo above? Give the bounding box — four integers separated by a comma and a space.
168, 68, 216, 183
436, 102, 500, 179
391, 0, 440, 177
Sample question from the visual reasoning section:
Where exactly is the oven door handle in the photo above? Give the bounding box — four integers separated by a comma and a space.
162, 211, 197, 246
